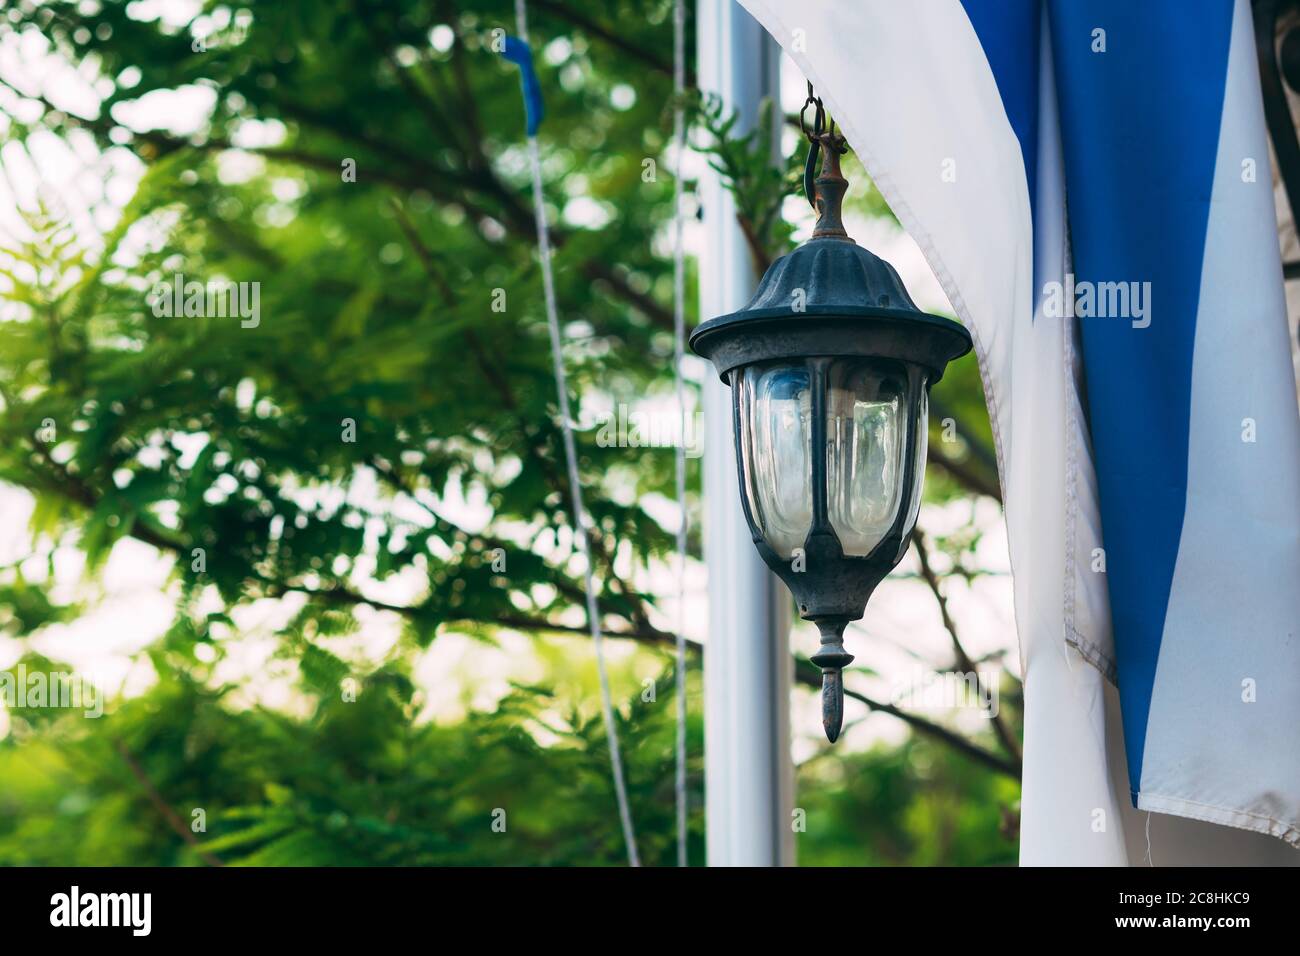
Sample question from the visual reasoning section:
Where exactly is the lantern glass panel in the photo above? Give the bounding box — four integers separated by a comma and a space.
737, 363, 813, 558
825, 358, 910, 557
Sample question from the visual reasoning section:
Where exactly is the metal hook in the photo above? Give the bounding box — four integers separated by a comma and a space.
799, 80, 826, 141
801, 82, 826, 211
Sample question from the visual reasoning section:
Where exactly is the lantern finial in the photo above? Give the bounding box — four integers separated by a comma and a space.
811, 131, 852, 242
810, 619, 854, 742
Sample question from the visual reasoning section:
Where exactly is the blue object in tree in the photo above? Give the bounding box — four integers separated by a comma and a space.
502, 36, 544, 136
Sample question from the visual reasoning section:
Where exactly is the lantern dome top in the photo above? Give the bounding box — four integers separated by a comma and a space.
689, 234, 973, 384
740, 235, 922, 316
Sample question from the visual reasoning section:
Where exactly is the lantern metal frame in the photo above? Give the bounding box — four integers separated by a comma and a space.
690, 130, 973, 741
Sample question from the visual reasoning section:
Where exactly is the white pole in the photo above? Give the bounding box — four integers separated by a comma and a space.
698, 0, 793, 868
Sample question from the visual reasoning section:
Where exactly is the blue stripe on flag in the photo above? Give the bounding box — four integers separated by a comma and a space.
1047, 0, 1235, 798
959, 0, 1042, 223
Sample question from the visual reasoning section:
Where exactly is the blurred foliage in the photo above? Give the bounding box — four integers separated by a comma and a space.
0, 651, 704, 866
799, 733, 1020, 866
693, 91, 800, 264
0, 0, 1015, 865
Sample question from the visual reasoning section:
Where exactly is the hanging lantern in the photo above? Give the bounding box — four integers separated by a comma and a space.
689, 119, 973, 743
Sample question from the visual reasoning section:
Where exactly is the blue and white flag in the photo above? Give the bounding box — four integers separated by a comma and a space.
738, 0, 1300, 863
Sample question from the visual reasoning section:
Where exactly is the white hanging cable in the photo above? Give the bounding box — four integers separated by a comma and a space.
671, 0, 689, 869
513, 0, 640, 868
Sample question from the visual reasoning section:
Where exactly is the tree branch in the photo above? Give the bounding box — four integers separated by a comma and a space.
913, 531, 1021, 765
113, 739, 225, 866
467, 611, 1019, 779
528, 0, 687, 82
